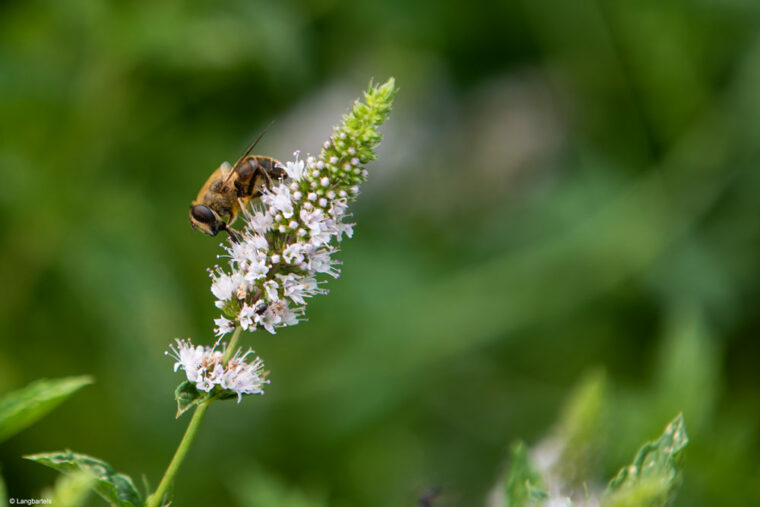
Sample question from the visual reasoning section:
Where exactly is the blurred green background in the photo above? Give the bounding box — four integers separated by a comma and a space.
1, 0, 760, 505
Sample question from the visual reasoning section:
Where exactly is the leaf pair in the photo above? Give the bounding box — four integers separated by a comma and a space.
0, 376, 143, 506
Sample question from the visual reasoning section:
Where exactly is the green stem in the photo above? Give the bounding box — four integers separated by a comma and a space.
146, 399, 212, 507
147, 327, 243, 506
223, 325, 243, 363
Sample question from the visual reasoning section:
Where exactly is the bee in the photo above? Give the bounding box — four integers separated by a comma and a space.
189, 132, 285, 242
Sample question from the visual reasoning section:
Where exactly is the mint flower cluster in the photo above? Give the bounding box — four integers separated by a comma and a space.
167, 339, 267, 402
210, 78, 396, 337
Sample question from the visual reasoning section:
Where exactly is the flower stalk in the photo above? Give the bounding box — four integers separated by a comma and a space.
146, 399, 211, 507
152, 77, 396, 504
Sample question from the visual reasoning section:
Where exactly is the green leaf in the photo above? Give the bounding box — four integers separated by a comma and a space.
174, 380, 209, 418
45, 470, 97, 507
25, 450, 142, 506
604, 413, 689, 506
0, 376, 93, 443
504, 441, 548, 507
551, 369, 607, 487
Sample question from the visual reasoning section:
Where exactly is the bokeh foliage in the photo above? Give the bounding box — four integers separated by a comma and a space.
1, 0, 760, 505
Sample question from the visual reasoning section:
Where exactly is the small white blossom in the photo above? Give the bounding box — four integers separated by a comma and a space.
283, 242, 307, 264
263, 280, 279, 302
220, 350, 268, 402
167, 339, 208, 383
238, 303, 257, 331
210, 272, 242, 302
262, 185, 294, 218
283, 159, 305, 181
214, 317, 235, 337
167, 339, 268, 402
246, 209, 273, 234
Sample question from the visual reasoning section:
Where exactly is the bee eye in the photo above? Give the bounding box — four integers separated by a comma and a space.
190, 205, 216, 224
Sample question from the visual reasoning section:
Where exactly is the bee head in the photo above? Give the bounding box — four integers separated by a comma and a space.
189, 204, 223, 236
189, 203, 240, 243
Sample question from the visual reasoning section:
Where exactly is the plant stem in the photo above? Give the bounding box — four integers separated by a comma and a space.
147, 327, 242, 506
223, 325, 243, 363
146, 399, 212, 507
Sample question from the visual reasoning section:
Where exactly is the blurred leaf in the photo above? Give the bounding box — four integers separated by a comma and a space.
607, 303, 718, 469
174, 381, 208, 419
231, 464, 327, 507
654, 303, 719, 433
504, 441, 548, 507
551, 370, 607, 487
0, 376, 93, 443
25, 450, 142, 507
45, 470, 97, 507
605, 413, 688, 506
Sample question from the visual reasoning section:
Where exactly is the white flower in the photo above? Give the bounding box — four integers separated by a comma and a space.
214, 316, 235, 337
210, 272, 243, 302
277, 273, 324, 305
238, 303, 257, 331
263, 280, 279, 302
282, 242, 308, 265
307, 247, 341, 278
262, 184, 294, 218
256, 301, 301, 334
329, 198, 348, 219
167, 339, 206, 383
283, 159, 305, 181
248, 209, 273, 233
299, 208, 332, 246
167, 339, 268, 402
335, 221, 354, 241
244, 255, 270, 283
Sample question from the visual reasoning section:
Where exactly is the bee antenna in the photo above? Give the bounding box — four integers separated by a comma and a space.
232, 121, 276, 171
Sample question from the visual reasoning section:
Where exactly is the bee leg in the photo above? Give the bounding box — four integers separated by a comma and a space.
249, 164, 277, 197
220, 223, 241, 243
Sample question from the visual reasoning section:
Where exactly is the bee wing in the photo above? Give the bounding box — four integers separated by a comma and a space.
223, 123, 274, 186
219, 161, 236, 189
